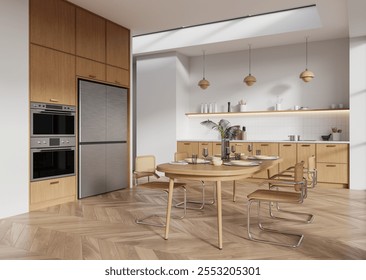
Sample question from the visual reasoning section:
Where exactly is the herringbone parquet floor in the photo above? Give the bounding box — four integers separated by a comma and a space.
0, 179, 365, 260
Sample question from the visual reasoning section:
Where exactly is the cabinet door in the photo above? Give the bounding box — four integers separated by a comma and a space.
297, 143, 316, 169
199, 142, 213, 157
212, 142, 222, 156
230, 142, 247, 156
106, 65, 130, 87
106, 21, 130, 70
177, 142, 199, 156
279, 143, 297, 172
252, 142, 279, 178
30, 176, 76, 210
30, 45, 76, 105
30, 0, 75, 54
76, 57, 106, 81
76, 8, 106, 62
317, 144, 348, 163
317, 163, 348, 184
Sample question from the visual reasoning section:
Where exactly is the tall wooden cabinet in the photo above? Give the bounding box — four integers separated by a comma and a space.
30, 44, 76, 105
30, 0, 75, 54
106, 21, 130, 70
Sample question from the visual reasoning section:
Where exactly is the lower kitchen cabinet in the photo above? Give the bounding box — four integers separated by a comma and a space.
177, 141, 199, 157
199, 142, 213, 157
252, 142, 279, 178
297, 143, 316, 169
30, 176, 76, 211
316, 163, 348, 184
279, 143, 297, 173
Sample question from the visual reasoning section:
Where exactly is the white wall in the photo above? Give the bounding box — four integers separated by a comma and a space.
349, 37, 366, 190
135, 53, 178, 165
0, 0, 29, 219
181, 38, 350, 141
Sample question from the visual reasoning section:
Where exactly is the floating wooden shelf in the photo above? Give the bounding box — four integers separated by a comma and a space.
186, 108, 349, 117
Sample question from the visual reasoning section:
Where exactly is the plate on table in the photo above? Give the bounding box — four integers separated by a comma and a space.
184, 158, 210, 164
247, 155, 279, 160
169, 161, 188, 165
224, 160, 260, 166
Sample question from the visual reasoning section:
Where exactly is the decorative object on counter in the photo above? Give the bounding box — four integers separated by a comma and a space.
198, 50, 210, 90
275, 97, 283, 111
338, 104, 344, 109
238, 99, 247, 112
294, 105, 300, 110
331, 127, 342, 141
321, 134, 332, 141
200, 119, 241, 161
299, 36, 315, 82
242, 126, 247, 140
331, 104, 337, 109
243, 44, 256, 86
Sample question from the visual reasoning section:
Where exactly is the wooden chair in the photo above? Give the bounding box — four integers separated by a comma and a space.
133, 155, 160, 185
268, 156, 317, 223
246, 161, 307, 247
134, 155, 187, 227
174, 152, 215, 210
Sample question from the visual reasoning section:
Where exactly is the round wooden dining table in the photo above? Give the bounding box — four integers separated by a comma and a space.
157, 158, 282, 249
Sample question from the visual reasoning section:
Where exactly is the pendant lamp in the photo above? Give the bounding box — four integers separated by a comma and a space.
299, 37, 315, 82
198, 50, 210, 90
244, 44, 256, 86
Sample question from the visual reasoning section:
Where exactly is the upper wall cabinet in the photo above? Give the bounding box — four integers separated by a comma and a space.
30, 0, 75, 54
106, 21, 130, 70
76, 8, 106, 63
30, 45, 76, 105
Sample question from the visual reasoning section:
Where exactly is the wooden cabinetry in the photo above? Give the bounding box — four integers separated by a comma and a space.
252, 142, 279, 178
316, 144, 348, 185
30, 0, 75, 54
30, 44, 76, 105
106, 65, 130, 87
230, 142, 247, 155
76, 8, 106, 63
30, 176, 76, 211
212, 142, 222, 156
106, 21, 130, 70
297, 143, 316, 168
199, 142, 213, 157
76, 57, 106, 81
279, 143, 297, 172
177, 141, 199, 156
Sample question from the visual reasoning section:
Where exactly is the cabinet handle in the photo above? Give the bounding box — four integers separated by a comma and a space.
201, 143, 208, 145
283, 144, 292, 147
50, 181, 59, 185
88, 75, 96, 79
115, 80, 120, 84
326, 145, 336, 147
184, 143, 190, 145
216, 143, 221, 146
326, 164, 336, 167
260, 144, 269, 146
301, 144, 311, 147
235, 144, 243, 146
49, 98, 59, 103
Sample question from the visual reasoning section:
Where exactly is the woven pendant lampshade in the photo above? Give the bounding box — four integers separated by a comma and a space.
299, 37, 314, 82
198, 50, 210, 90
244, 44, 256, 86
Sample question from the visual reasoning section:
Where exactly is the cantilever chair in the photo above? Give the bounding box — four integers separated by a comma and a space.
133, 155, 160, 185
134, 155, 187, 228
246, 161, 307, 248
267, 155, 317, 223
174, 152, 215, 210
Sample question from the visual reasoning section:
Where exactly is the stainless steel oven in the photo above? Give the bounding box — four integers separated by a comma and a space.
31, 102, 76, 137
30, 137, 76, 181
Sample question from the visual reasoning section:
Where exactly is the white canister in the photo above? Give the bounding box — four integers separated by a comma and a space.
203, 103, 208, 113
239, 104, 247, 112
332, 132, 341, 141
275, 103, 282, 111
200, 103, 204, 113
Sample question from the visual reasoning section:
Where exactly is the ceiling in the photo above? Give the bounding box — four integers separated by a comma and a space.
67, 0, 350, 56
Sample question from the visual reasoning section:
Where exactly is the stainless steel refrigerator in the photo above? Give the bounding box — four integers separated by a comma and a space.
78, 80, 128, 198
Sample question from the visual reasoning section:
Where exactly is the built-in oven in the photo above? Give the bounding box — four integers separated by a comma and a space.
31, 102, 76, 137
30, 137, 76, 181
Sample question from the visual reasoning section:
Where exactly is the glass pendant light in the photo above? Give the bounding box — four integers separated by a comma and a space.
244, 44, 256, 86
299, 37, 315, 82
198, 50, 210, 90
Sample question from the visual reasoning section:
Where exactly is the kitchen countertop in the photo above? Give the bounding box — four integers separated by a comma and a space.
178, 139, 350, 144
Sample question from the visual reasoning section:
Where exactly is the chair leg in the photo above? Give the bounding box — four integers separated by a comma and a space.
247, 200, 304, 248
175, 181, 215, 210
136, 186, 186, 227
269, 202, 314, 223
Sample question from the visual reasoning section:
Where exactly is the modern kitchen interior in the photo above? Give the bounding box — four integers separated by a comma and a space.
0, 0, 366, 263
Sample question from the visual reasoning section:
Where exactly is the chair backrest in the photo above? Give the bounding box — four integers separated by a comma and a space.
135, 155, 156, 173
294, 161, 305, 192
175, 152, 188, 161
307, 155, 316, 179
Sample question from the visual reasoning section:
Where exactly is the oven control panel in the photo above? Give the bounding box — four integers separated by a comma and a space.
31, 137, 76, 148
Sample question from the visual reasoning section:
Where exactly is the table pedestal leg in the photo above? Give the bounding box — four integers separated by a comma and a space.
216, 180, 223, 249
164, 178, 174, 240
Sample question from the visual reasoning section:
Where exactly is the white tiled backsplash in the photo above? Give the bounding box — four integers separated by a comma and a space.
186, 112, 349, 141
